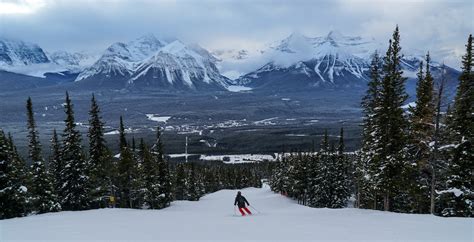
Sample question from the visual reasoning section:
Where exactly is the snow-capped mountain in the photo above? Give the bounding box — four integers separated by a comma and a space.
76, 35, 230, 91
75, 34, 167, 86
229, 31, 459, 92
0, 37, 99, 78
48, 51, 98, 72
0, 37, 50, 66
129, 40, 230, 90
235, 31, 383, 89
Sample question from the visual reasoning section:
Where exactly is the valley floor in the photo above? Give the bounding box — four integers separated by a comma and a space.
1, 185, 472, 242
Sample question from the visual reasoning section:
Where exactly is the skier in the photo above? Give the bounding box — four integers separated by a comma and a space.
234, 191, 252, 216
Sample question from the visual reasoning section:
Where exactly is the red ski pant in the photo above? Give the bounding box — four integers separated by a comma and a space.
239, 207, 252, 216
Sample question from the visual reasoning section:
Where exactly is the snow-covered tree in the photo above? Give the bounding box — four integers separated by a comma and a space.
151, 127, 172, 208
87, 94, 113, 208
26, 97, 60, 213
0, 130, 29, 219
406, 54, 436, 213
356, 52, 383, 209
327, 128, 351, 208
116, 116, 139, 208
60, 92, 90, 210
174, 163, 186, 200
376, 26, 409, 212
437, 34, 473, 217
49, 129, 62, 197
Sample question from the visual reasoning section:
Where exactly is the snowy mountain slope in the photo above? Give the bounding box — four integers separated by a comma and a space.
129, 40, 230, 91
48, 51, 98, 73
235, 31, 382, 89
0, 37, 99, 78
75, 34, 167, 86
76, 35, 231, 91
229, 31, 459, 92
1, 185, 471, 241
0, 37, 49, 66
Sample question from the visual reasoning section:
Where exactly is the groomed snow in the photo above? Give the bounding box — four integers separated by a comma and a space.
1, 185, 472, 242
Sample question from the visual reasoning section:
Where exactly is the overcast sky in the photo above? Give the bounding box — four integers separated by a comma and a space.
0, 0, 472, 65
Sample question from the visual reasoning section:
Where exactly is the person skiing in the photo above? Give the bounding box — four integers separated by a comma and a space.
234, 191, 252, 216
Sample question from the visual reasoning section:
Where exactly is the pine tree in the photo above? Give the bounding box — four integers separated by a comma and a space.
357, 52, 383, 209
0, 130, 29, 219
116, 116, 138, 208
174, 163, 186, 200
186, 163, 200, 201
87, 94, 113, 208
328, 128, 351, 208
407, 54, 436, 213
438, 34, 473, 217
49, 129, 62, 197
60, 92, 90, 210
140, 140, 160, 208
151, 127, 172, 208
377, 26, 409, 212
26, 97, 60, 213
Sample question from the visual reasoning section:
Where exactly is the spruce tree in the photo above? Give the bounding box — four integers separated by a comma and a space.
357, 52, 383, 209
140, 141, 160, 208
186, 163, 200, 201
26, 97, 60, 213
49, 129, 62, 197
60, 92, 90, 210
87, 94, 113, 208
0, 130, 29, 219
328, 128, 351, 208
377, 26, 409, 212
174, 163, 186, 200
116, 116, 138, 208
151, 127, 172, 208
439, 34, 473, 217
407, 54, 436, 213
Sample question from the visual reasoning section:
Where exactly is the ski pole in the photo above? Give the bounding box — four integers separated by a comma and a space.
249, 205, 261, 214
234, 206, 238, 216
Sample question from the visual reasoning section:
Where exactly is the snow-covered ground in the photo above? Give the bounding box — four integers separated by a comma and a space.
200, 154, 275, 163
1, 185, 472, 242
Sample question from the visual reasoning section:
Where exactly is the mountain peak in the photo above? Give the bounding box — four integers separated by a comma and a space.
326, 30, 344, 40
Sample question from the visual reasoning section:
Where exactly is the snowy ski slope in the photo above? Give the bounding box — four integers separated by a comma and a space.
1, 184, 472, 241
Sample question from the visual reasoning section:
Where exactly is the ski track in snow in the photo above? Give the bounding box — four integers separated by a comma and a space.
1, 185, 472, 242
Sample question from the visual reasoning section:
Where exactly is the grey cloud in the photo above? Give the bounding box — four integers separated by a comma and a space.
0, 0, 472, 67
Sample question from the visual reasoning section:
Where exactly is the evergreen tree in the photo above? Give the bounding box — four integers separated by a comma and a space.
0, 130, 29, 219
357, 52, 383, 209
140, 141, 160, 208
377, 26, 409, 212
174, 163, 186, 200
186, 163, 200, 201
60, 92, 90, 210
438, 34, 473, 217
151, 127, 172, 208
328, 128, 351, 208
87, 94, 113, 208
49, 129, 62, 197
26, 97, 60, 213
116, 116, 139, 208
407, 54, 436, 213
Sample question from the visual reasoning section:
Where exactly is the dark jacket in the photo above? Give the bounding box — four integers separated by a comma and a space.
234, 194, 249, 208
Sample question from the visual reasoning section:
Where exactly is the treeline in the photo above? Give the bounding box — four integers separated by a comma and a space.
0, 93, 266, 219
270, 128, 352, 208
270, 28, 472, 217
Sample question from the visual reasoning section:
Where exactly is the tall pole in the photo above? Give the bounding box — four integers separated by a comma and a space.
185, 136, 188, 163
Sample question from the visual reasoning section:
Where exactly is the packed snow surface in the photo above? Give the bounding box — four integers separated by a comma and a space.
1, 185, 472, 242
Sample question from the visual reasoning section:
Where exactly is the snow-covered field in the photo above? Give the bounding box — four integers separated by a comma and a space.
1, 185, 472, 242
